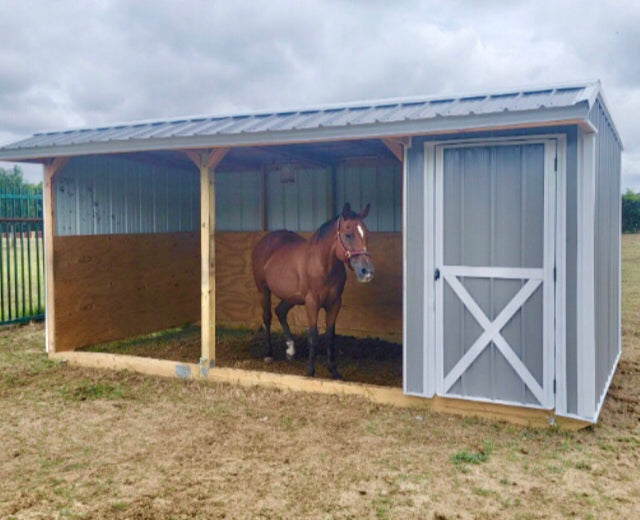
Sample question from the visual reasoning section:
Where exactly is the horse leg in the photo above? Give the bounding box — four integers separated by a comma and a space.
276, 300, 296, 361
260, 288, 274, 362
325, 297, 342, 380
304, 299, 319, 377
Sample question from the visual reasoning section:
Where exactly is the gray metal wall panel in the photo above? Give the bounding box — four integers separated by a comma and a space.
76, 164, 94, 233
153, 165, 169, 233
565, 127, 579, 416
55, 165, 77, 235
110, 164, 126, 234
404, 146, 424, 394
57, 159, 401, 235
590, 99, 622, 409
215, 171, 261, 231
441, 144, 544, 405
336, 164, 402, 232
93, 160, 111, 234
55, 156, 198, 236
265, 167, 330, 232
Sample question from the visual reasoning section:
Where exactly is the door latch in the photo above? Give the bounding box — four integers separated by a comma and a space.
434, 268, 440, 281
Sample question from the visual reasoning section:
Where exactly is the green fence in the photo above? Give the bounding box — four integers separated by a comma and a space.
0, 183, 44, 325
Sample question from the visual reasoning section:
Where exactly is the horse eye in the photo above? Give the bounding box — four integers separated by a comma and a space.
345, 233, 354, 240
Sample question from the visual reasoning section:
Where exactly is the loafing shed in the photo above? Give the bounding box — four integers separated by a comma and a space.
0, 80, 621, 428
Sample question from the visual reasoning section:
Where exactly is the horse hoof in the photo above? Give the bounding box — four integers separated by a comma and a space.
264, 357, 274, 364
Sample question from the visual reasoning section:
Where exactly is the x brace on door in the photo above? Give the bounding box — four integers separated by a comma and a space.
441, 266, 546, 405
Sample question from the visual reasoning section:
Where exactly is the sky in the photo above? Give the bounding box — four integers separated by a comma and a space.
0, 0, 638, 189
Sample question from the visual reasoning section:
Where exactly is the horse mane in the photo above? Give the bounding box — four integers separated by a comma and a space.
309, 208, 360, 245
309, 217, 337, 244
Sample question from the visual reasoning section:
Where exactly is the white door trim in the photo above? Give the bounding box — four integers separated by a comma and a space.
423, 142, 437, 397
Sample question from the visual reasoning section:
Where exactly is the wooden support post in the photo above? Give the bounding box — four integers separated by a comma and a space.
43, 157, 68, 354
381, 137, 410, 163
185, 148, 228, 371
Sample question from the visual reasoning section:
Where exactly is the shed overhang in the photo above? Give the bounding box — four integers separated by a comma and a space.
0, 81, 609, 163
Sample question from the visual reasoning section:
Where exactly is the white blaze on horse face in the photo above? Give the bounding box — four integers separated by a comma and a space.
356, 224, 364, 240
286, 339, 295, 359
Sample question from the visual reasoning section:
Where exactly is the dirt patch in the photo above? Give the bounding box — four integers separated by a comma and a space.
80, 326, 403, 387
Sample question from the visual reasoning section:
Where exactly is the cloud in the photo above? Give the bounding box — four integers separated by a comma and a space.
0, 0, 637, 188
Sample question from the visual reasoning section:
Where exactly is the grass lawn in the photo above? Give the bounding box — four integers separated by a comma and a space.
0, 236, 638, 519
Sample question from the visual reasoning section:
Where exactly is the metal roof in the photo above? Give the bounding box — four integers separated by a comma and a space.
0, 80, 620, 161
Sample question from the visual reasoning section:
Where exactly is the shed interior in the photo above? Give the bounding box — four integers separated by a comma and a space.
51, 138, 404, 385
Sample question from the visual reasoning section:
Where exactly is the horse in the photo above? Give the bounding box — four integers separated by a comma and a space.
251, 203, 375, 379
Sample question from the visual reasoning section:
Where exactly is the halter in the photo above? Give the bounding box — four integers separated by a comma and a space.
335, 216, 371, 262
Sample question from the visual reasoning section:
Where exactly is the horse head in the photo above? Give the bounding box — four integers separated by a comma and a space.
336, 203, 375, 283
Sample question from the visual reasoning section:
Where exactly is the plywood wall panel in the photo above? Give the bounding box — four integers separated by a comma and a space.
54, 231, 402, 351
54, 233, 200, 350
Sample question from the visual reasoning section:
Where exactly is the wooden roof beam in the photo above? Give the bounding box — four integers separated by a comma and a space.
381, 137, 409, 162
184, 147, 229, 170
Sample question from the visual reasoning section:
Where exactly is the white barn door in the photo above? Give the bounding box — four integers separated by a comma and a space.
434, 140, 556, 409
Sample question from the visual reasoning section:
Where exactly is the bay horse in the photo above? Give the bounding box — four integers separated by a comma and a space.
252, 203, 374, 379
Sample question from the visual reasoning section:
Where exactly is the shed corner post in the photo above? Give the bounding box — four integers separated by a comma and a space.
185, 148, 229, 374
576, 131, 597, 420
43, 156, 68, 355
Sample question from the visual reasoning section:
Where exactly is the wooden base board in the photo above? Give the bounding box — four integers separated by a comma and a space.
49, 351, 590, 430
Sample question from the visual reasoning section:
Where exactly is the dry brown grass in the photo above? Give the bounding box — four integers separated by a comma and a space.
1, 236, 639, 519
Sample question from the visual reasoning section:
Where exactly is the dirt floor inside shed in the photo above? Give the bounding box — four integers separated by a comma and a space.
79, 327, 404, 387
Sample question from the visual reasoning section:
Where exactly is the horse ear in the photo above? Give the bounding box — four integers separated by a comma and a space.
341, 203, 351, 218
360, 203, 370, 219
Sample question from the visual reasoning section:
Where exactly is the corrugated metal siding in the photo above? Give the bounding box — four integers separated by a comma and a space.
56, 158, 403, 236
591, 99, 622, 411
55, 156, 198, 235
565, 127, 579, 416
335, 164, 402, 232
216, 171, 261, 231
441, 144, 545, 405
3, 83, 597, 156
266, 167, 330, 232
404, 146, 424, 394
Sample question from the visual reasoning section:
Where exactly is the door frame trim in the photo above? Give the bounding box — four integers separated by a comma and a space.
423, 135, 567, 410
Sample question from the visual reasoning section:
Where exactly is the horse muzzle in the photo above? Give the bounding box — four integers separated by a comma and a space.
350, 256, 375, 283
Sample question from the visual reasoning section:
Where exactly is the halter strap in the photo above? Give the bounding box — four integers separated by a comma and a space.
335, 216, 371, 262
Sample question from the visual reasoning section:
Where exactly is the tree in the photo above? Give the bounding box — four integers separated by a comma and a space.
0, 165, 26, 189
622, 189, 640, 233
0, 165, 42, 218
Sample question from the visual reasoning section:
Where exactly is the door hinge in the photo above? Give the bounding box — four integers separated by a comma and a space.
554, 156, 558, 171
434, 268, 441, 281
553, 379, 557, 393
553, 266, 557, 283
